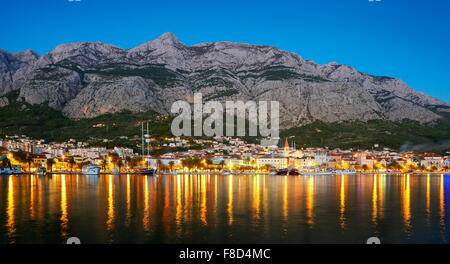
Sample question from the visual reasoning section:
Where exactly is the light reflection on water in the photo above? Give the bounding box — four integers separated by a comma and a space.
0, 174, 449, 244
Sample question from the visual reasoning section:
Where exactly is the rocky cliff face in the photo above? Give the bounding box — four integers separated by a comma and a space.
1, 32, 449, 127
0, 49, 39, 98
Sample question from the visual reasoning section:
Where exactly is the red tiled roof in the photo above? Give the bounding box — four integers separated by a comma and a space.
423, 153, 442, 158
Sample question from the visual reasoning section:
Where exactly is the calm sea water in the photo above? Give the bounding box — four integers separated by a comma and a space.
0, 173, 449, 244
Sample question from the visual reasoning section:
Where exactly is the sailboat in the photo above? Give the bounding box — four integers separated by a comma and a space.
134, 121, 156, 175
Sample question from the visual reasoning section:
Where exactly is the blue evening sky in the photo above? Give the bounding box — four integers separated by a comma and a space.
1, 0, 449, 102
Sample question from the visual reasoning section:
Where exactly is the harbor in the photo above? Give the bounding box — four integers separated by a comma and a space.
1, 172, 449, 244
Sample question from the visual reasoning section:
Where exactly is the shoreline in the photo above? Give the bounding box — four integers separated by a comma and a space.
2, 171, 449, 176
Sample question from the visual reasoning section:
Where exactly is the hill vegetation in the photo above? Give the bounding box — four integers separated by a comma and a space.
280, 120, 450, 151
1, 91, 450, 152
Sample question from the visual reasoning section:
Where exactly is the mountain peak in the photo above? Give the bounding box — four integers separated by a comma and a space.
2, 35, 450, 128
156, 32, 180, 43
129, 32, 183, 53
12, 49, 40, 59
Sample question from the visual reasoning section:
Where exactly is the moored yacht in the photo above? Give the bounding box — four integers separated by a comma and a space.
275, 168, 300, 176
82, 165, 101, 175
288, 168, 300, 176
0, 166, 22, 175
275, 168, 289, 175
133, 167, 156, 175
136, 121, 157, 175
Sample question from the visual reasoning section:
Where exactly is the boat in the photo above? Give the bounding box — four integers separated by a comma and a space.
37, 166, 47, 175
82, 165, 101, 175
288, 168, 300, 176
275, 168, 289, 175
275, 168, 302, 176
221, 168, 231, 175
0, 166, 22, 175
0, 156, 21, 174
134, 167, 156, 175
135, 121, 157, 175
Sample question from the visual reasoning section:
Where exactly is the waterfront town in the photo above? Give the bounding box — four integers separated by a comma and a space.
0, 134, 449, 174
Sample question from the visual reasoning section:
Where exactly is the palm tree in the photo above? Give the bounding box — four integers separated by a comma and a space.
130, 157, 139, 168
261, 164, 272, 172
46, 158, 55, 172
109, 152, 120, 170
25, 154, 33, 172
168, 161, 175, 172
67, 156, 76, 172
125, 156, 131, 169
99, 158, 107, 171
191, 157, 201, 171
12, 150, 29, 171
181, 158, 198, 171
206, 159, 213, 168
156, 159, 162, 171
116, 159, 123, 172
181, 159, 190, 171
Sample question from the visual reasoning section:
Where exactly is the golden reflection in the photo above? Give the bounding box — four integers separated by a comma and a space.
3, 173, 450, 243
200, 175, 207, 225
37, 175, 43, 222
176, 174, 182, 230
106, 174, 115, 231
306, 176, 315, 227
439, 174, 446, 238
339, 175, 346, 229
126, 174, 131, 227
263, 175, 269, 227
253, 175, 261, 220
426, 174, 431, 220
6, 176, 16, 243
228, 175, 233, 225
378, 174, 385, 219
402, 174, 411, 234
283, 176, 288, 221
60, 175, 68, 238
372, 175, 378, 226
175, 174, 183, 236
143, 175, 150, 231
30, 175, 35, 219
184, 175, 191, 223
214, 176, 218, 211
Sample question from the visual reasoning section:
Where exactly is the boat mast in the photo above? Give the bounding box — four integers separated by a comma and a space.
146, 121, 150, 168
141, 121, 144, 167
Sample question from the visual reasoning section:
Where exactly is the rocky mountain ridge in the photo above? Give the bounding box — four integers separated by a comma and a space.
1, 32, 449, 128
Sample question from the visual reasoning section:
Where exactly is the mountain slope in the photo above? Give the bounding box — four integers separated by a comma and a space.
0, 32, 449, 129
0, 91, 171, 142
2, 90, 450, 152
281, 120, 450, 151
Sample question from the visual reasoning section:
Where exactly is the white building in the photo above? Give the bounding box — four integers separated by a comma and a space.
420, 153, 443, 168
113, 147, 134, 158
256, 155, 288, 169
